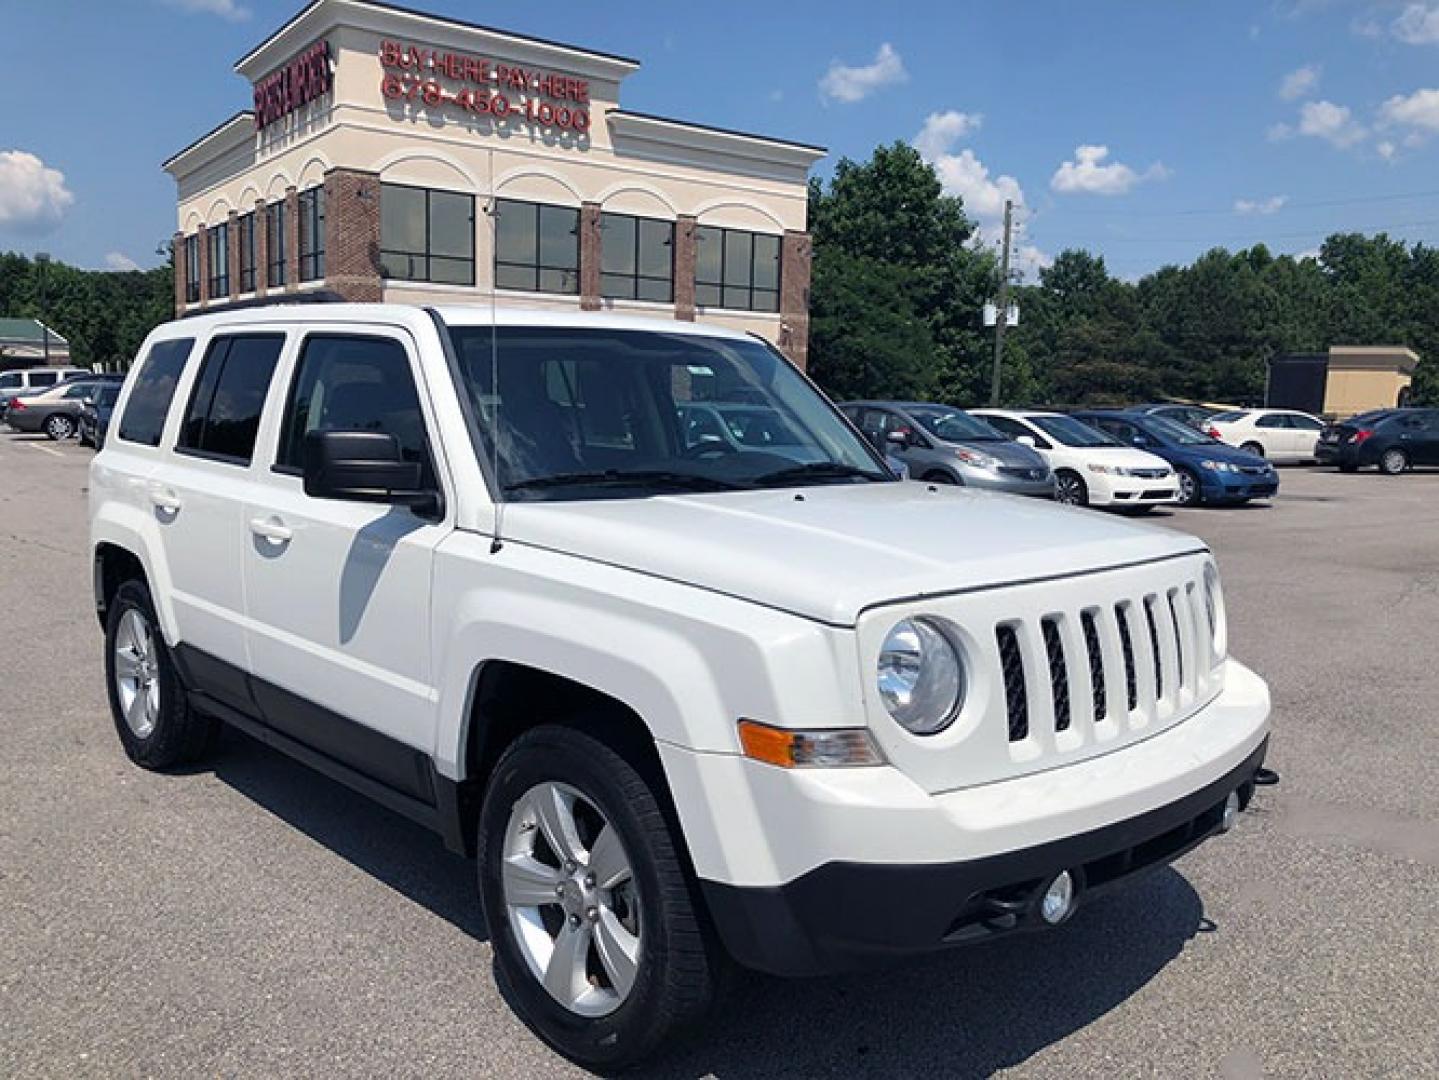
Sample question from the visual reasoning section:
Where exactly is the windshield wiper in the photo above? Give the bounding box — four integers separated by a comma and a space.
751, 461, 889, 487
504, 469, 743, 495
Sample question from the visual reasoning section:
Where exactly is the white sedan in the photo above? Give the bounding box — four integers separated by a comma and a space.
973, 409, 1179, 509
1206, 409, 1325, 463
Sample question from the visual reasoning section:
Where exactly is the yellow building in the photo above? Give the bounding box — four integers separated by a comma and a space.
1267, 345, 1419, 418
163, 0, 825, 367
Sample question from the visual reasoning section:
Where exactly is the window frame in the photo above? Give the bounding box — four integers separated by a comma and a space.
695, 225, 782, 313
117, 337, 196, 448
493, 198, 580, 296
207, 221, 230, 299
184, 234, 201, 304
265, 200, 287, 288
174, 332, 287, 467
599, 211, 675, 303
298, 186, 325, 282
237, 211, 257, 293
270, 331, 440, 491
379, 182, 476, 286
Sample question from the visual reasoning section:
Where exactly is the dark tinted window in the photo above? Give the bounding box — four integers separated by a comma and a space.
30, 371, 60, 388
494, 199, 579, 294
1289, 414, 1324, 430
1256, 413, 1289, 428
118, 339, 194, 446
277, 335, 431, 480
600, 212, 674, 302
380, 183, 475, 285
178, 335, 284, 463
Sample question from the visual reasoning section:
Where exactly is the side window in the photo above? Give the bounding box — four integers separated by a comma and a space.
118, 339, 195, 447
63, 382, 95, 399
177, 334, 285, 464
1095, 419, 1130, 440
1256, 414, 1288, 429
987, 415, 1046, 448
30, 371, 60, 388
277, 335, 432, 481
1289, 414, 1323, 431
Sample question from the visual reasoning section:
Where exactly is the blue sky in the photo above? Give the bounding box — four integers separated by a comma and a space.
2, 0, 1438, 281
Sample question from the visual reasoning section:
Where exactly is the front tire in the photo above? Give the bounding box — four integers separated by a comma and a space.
104, 580, 218, 769
478, 725, 719, 1071
1379, 448, 1408, 475
1176, 467, 1202, 506
44, 413, 75, 440
1054, 470, 1088, 506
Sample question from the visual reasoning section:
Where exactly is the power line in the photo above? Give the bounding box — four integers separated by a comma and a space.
1049, 187, 1439, 220
1054, 216, 1439, 245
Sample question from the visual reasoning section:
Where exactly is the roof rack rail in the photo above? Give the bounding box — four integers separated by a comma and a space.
178, 290, 348, 319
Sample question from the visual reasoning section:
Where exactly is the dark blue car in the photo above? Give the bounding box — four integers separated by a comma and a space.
1074, 410, 1278, 506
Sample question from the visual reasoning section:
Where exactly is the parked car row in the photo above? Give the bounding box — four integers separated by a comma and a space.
0, 369, 125, 441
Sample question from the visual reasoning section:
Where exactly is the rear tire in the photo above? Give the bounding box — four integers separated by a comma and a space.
44, 413, 75, 440
1240, 441, 1264, 458
104, 580, 218, 769
477, 724, 720, 1072
1379, 448, 1408, 475
1054, 470, 1088, 506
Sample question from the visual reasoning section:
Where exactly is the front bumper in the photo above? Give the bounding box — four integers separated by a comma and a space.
665, 658, 1270, 975
960, 467, 1055, 498
1205, 471, 1278, 501
703, 737, 1266, 975
1091, 474, 1178, 506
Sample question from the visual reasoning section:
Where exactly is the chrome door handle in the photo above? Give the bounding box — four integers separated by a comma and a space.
248, 517, 293, 543
148, 488, 182, 513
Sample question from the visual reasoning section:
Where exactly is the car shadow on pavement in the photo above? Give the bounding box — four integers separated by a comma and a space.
645, 868, 1206, 1080
207, 726, 488, 942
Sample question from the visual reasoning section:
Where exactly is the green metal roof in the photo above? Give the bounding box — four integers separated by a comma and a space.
0, 318, 68, 345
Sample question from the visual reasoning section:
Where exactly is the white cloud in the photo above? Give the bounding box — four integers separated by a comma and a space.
1297, 99, 1367, 147
1279, 64, 1321, 101
0, 150, 74, 231
1380, 88, 1439, 131
160, 0, 250, 19
1392, 3, 1439, 44
818, 43, 907, 104
1234, 195, 1288, 215
913, 110, 983, 160
104, 252, 141, 272
1377, 139, 1398, 160
1050, 145, 1167, 196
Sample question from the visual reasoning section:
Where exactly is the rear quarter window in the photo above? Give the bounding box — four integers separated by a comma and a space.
117, 339, 195, 447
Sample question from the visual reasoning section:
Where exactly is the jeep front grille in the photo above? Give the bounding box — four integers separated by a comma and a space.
1001, 582, 1209, 745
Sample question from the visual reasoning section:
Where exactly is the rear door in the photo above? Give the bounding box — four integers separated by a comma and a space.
146, 332, 288, 710
1285, 413, 1324, 460
240, 328, 449, 797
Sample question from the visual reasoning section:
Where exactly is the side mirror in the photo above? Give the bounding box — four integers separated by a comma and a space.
303, 430, 434, 511
1016, 435, 1037, 448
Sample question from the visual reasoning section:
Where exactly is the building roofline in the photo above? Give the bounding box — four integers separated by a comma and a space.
162, 111, 254, 171
608, 109, 827, 155
234, 0, 641, 74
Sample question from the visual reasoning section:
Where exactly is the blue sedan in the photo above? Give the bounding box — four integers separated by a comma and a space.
1074, 410, 1278, 506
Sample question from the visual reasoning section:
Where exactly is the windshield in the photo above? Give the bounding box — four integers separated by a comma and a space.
446, 326, 889, 500
1142, 414, 1216, 445
1030, 414, 1122, 448
908, 406, 1006, 443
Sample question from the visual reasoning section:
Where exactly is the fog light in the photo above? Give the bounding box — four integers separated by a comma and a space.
1039, 870, 1076, 925
1219, 790, 1241, 834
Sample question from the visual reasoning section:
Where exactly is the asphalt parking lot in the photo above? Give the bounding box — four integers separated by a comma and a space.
1, 432, 1437, 1079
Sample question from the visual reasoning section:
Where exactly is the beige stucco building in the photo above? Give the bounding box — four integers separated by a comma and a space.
1322, 346, 1419, 417
164, 0, 824, 367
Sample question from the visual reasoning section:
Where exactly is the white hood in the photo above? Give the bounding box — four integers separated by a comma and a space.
501, 483, 1205, 626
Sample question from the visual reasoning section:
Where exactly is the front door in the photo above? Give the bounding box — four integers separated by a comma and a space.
241, 329, 449, 800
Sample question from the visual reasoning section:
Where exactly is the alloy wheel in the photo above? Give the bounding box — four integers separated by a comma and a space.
113, 609, 161, 738
1056, 474, 1085, 505
1380, 449, 1407, 475
1177, 469, 1199, 506
46, 415, 75, 440
502, 781, 642, 1018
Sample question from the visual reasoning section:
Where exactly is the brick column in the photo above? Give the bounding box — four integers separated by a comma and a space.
779, 230, 812, 370
172, 231, 186, 315
254, 199, 269, 295
323, 167, 383, 302
673, 215, 697, 322
579, 201, 602, 311
284, 186, 300, 292
227, 210, 241, 300
197, 223, 211, 307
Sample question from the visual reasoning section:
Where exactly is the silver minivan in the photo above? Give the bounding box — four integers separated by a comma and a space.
842, 400, 1055, 497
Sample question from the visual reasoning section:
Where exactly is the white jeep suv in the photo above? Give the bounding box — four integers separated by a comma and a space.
90, 304, 1270, 1070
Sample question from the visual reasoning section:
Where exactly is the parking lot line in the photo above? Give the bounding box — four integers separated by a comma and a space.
26, 442, 65, 458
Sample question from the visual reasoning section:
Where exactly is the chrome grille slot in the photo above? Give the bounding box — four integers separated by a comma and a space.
1080, 609, 1106, 721
996, 624, 1028, 742
1167, 589, 1188, 695
1041, 617, 1071, 732
1143, 595, 1164, 701
1115, 602, 1138, 712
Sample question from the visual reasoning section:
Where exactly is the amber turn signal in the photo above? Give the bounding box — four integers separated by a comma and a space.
737, 719, 885, 768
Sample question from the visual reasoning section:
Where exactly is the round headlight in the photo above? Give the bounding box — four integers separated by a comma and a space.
877, 617, 965, 734
1203, 563, 1227, 661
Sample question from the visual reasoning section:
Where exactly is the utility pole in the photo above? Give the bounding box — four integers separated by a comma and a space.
988, 199, 1013, 407
35, 252, 52, 366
